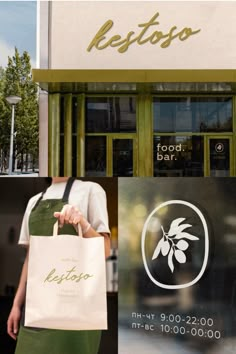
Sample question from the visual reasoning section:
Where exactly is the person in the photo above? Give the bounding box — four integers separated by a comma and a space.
7, 177, 111, 354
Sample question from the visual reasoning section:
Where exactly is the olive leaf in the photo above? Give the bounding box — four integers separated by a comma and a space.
174, 232, 199, 241
152, 217, 199, 273
152, 237, 164, 260
168, 223, 192, 237
169, 217, 186, 230
168, 248, 174, 273
161, 240, 170, 256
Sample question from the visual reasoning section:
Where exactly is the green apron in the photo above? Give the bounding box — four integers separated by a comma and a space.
15, 178, 101, 354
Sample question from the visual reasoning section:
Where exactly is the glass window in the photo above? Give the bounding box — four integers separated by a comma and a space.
59, 135, 64, 176
60, 96, 65, 134
86, 97, 136, 133
113, 139, 133, 177
72, 135, 77, 176
154, 136, 204, 177
72, 96, 78, 134
119, 178, 236, 354
85, 136, 106, 176
153, 97, 232, 133
210, 139, 230, 177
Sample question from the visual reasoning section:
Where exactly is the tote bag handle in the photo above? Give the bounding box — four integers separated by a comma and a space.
53, 221, 83, 237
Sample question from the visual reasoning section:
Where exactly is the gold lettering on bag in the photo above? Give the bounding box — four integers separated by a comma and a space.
44, 266, 93, 284
87, 12, 201, 53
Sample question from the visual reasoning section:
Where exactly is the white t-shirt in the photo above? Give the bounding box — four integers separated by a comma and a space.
18, 180, 110, 245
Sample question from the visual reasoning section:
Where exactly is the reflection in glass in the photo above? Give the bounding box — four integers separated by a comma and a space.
59, 135, 64, 176
72, 96, 78, 134
119, 178, 236, 354
86, 97, 136, 133
153, 97, 232, 133
72, 135, 76, 176
60, 96, 65, 134
113, 139, 133, 177
85, 136, 106, 176
151, 83, 233, 93
154, 136, 204, 177
210, 139, 230, 177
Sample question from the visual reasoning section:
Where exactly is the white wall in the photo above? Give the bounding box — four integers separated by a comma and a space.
49, 1, 236, 70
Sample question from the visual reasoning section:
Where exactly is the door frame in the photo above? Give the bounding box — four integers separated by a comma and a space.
205, 135, 234, 177
107, 134, 137, 177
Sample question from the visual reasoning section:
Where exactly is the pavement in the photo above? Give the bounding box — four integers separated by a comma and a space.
0, 172, 39, 177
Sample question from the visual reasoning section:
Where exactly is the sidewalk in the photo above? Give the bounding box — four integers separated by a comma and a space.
0, 172, 39, 177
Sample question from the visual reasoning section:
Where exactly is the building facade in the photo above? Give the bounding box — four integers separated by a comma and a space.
34, 1, 236, 177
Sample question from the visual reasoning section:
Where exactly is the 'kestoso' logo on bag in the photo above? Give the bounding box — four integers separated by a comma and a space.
141, 200, 209, 290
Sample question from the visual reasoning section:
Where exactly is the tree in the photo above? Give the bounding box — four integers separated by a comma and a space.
0, 48, 38, 173
0, 66, 9, 172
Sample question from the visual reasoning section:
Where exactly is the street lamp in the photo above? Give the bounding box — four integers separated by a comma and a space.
6, 95, 21, 175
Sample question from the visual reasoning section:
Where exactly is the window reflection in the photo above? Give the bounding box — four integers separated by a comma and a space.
119, 178, 236, 354
154, 136, 204, 176
113, 139, 133, 177
153, 97, 232, 133
86, 97, 136, 133
85, 136, 106, 176
210, 139, 230, 177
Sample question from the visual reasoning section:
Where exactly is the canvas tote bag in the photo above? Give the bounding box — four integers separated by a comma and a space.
25, 222, 107, 330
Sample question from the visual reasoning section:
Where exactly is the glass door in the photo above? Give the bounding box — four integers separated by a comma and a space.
85, 135, 137, 176
85, 96, 137, 176
112, 138, 135, 176
206, 137, 233, 177
110, 136, 137, 177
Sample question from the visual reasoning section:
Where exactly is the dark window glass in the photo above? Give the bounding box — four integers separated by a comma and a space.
72, 135, 77, 176
154, 136, 204, 177
60, 96, 64, 134
119, 178, 236, 354
85, 136, 106, 176
59, 135, 64, 176
72, 96, 78, 134
86, 97, 136, 133
153, 97, 232, 133
210, 139, 230, 177
113, 139, 133, 177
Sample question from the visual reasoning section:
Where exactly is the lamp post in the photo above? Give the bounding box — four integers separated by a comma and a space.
6, 95, 21, 175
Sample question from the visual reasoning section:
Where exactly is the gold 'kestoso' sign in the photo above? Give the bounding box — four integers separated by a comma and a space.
87, 12, 201, 53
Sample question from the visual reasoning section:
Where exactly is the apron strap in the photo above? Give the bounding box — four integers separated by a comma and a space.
31, 190, 47, 211
32, 177, 76, 210
62, 177, 76, 202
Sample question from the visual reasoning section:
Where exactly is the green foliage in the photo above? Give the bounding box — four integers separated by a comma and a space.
0, 48, 38, 172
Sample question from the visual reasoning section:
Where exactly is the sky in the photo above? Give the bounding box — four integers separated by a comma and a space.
0, 1, 36, 68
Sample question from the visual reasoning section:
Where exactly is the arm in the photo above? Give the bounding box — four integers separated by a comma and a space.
83, 229, 111, 259
7, 247, 29, 340
54, 207, 111, 258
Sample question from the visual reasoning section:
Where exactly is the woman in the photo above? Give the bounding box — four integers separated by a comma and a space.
7, 177, 110, 354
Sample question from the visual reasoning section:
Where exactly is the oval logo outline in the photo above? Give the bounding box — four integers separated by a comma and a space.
141, 200, 209, 290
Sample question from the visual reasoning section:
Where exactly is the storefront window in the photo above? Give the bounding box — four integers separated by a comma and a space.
113, 139, 133, 177
72, 96, 78, 134
86, 97, 136, 133
60, 96, 65, 134
210, 139, 230, 177
154, 136, 204, 176
85, 136, 106, 176
153, 97, 232, 133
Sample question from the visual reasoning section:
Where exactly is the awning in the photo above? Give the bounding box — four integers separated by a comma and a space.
32, 69, 236, 93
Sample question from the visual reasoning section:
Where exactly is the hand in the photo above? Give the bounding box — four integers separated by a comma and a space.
7, 305, 21, 340
54, 204, 90, 234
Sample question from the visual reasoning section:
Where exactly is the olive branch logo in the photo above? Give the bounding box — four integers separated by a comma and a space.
152, 218, 199, 273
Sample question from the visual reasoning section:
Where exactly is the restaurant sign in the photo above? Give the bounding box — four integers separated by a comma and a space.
49, 1, 236, 69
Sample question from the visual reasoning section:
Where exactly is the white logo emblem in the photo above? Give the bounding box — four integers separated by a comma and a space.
141, 200, 209, 290
215, 142, 224, 153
